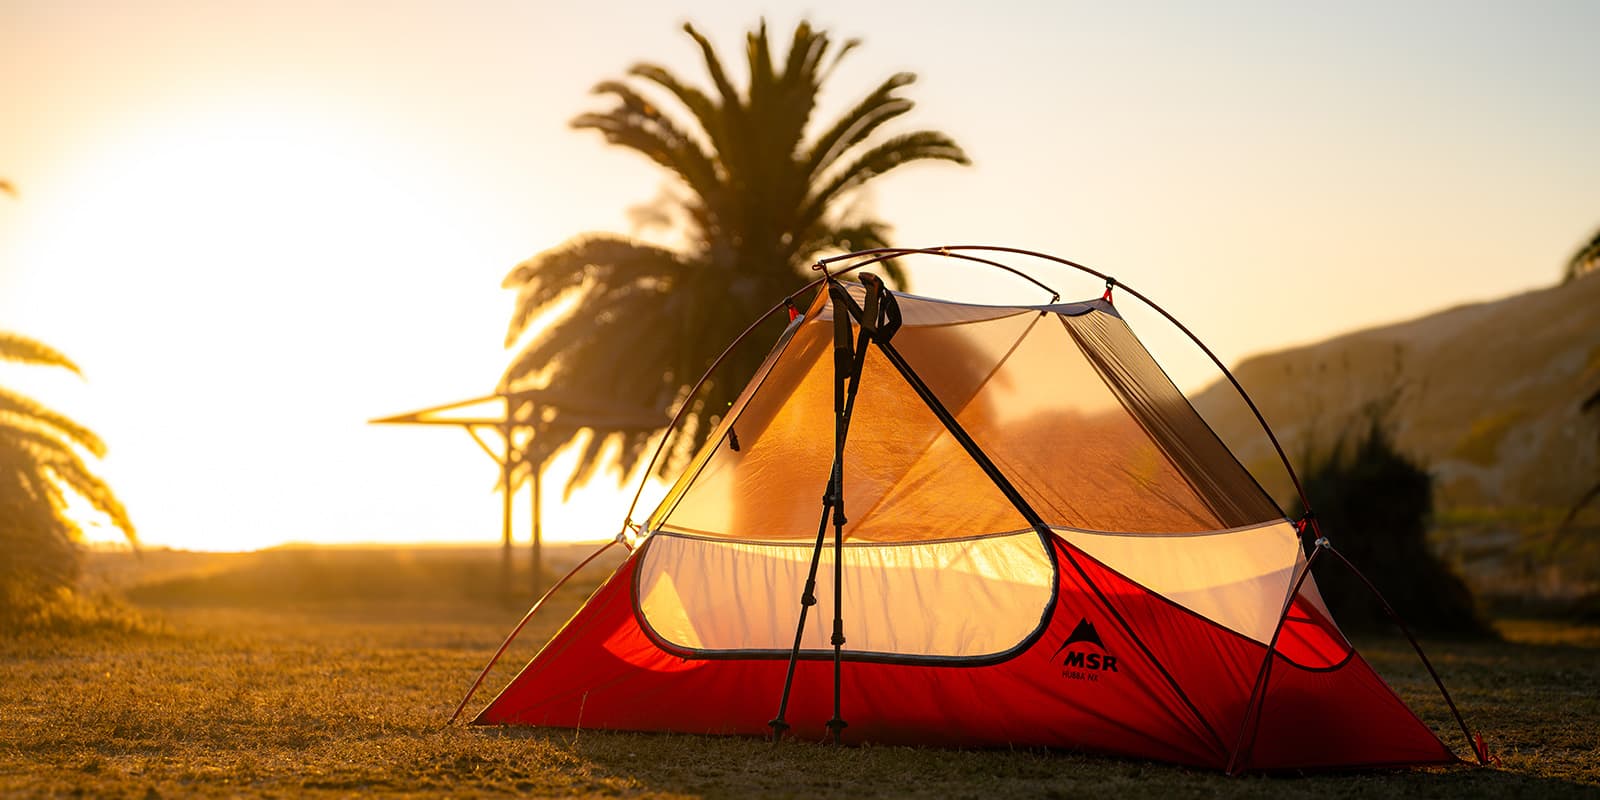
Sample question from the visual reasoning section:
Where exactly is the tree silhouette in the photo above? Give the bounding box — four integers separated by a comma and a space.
501, 20, 969, 488
1566, 224, 1600, 282
1, 332, 137, 616
1295, 409, 1489, 636
1560, 387, 1600, 531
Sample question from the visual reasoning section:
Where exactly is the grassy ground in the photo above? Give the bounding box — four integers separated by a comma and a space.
1, 546, 1597, 798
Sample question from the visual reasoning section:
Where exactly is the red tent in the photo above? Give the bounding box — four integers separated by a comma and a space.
463, 248, 1481, 773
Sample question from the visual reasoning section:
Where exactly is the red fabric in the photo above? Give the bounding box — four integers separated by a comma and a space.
1237, 592, 1455, 770
475, 537, 1456, 772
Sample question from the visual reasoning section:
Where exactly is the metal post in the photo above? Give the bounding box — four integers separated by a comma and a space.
531, 463, 543, 600
501, 421, 513, 603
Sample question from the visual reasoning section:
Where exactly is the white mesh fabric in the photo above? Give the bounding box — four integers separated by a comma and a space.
637, 530, 1054, 658
648, 286, 1284, 541
1053, 520, 1303, 643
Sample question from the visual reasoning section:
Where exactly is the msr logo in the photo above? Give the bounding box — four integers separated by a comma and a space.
1053, 618, 1118, 681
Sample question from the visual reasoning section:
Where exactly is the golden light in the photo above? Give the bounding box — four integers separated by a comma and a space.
5, 96, 657, 551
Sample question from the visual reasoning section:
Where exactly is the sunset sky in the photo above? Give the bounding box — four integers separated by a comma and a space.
2, 1, 1596, 551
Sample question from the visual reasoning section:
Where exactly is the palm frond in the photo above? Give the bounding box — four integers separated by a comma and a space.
627, 63, 732, 173
1, 425, 136, 544
39, 448, 137, 544
0, 330, 134, 605
799, 131, 969, 234
0, 387, 106, 457
682, 23, 744, 121
1567, 224, 1600, 282
573, 81, 724, 211
500, 20, 968, 494
503, 236, 684, 345
680, 24, 749, 186
791, 220, 904, 287
0, 333, 81, 375
800, 73, 916, 181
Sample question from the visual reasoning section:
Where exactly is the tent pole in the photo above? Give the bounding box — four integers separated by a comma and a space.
770, 280, 874, 743
1324, 546, 1482, 763
447, 539, 620, 725
1225, 543, 1326, 774
613, 249, 1056, 541
834, 284, 1225, 754
830, 287, 1042, 530
819, 245, 1319, 537
768, 479, 839, 741
826, 310, 851, 744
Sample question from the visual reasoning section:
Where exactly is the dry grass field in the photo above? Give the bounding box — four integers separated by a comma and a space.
1, 545, 1596, 798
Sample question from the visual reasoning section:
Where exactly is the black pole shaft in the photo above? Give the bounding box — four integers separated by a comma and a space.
827, 448, 848, 741
832, 290, 1047, 531
768, 483, 835, 740
770, 282, 872, 741
818, 244, 1318, 538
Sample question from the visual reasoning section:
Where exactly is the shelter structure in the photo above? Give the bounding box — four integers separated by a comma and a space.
370, 389, 662, 598
452, 247, 1486, 772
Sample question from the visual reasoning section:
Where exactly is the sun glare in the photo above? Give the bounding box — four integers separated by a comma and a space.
5, 97, 652, 552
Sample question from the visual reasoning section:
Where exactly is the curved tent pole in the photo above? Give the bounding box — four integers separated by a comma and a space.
612, 248, 1063, 538
819, 247, 1063, 301
822, 246, 1482, 762
1225, 542, 1327, 774
588, 243, 1478, 762
818, 245, 1320, 537
613, 297, 801, 538
1227, 542, 1482, 770
1324, 545, 1482, 763
617, 243, 1311, 552
447, 538, 621, 725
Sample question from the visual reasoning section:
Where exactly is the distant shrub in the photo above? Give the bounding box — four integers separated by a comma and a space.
1296, 410, 1492, 636
0, 583, 158, 636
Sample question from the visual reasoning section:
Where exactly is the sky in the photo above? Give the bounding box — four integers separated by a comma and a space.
1, 1, 1596, 551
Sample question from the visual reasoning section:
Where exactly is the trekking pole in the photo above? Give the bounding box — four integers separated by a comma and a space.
770, 278, 875, 742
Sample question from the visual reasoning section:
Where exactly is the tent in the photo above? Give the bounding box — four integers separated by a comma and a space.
459, 246, 1483, 773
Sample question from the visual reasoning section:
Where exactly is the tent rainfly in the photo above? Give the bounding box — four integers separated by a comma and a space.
454, 246, 1488, 773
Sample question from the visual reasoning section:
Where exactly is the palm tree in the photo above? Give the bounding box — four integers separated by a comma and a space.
502, 20, 969, 488
0, 332, 136, 612
1566, 224, 1600, 282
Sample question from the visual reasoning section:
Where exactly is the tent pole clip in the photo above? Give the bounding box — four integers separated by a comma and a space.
1102, 277, 1117, 303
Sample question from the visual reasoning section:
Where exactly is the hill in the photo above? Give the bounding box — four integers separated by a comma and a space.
1192, 274, 1600, 513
